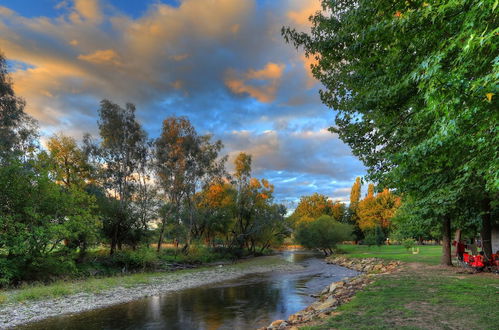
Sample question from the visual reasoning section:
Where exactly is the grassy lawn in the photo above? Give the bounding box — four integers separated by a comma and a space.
338, 244, 442, 265
305, 245, 498, 330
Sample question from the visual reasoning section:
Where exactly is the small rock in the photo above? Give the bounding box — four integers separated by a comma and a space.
268, 319, 287, 329
315, 296, 338, 311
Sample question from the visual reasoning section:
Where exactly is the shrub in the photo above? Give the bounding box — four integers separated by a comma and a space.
112, 247, 158, 270
402, 238, 416, 251
295, 215, 353, 255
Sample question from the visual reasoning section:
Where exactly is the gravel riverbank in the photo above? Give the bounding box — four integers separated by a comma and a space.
1, 256, 303, 328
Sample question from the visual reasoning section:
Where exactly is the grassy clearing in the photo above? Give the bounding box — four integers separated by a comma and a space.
304, 245, 498, 330
0, 254, 287, 305
338, 244, 442, 265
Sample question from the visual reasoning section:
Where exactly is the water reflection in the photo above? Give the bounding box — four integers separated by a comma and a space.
19, 252, 358, 330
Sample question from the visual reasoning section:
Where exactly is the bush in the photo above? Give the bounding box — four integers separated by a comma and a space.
24, 256, 78, 282
363, 226, 385, 247
159, 245, 227, 264
402, 238, 416, 251
112, 247, 158, 270
295, 215, 353, 255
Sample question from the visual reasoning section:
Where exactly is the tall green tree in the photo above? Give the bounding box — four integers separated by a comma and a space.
346, 177, 363, 242
283, 0, 498, 265
94, 100, 148, 254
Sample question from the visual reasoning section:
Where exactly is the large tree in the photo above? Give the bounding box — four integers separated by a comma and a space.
291, 193, 344, 223
283, 0, 498, 265
155, 116, 225, 251
94, 100, 148, 254
44, 133, 92, 188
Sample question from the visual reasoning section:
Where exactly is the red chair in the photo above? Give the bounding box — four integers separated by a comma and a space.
491, 254, 499, 267
471, 255, 484, 268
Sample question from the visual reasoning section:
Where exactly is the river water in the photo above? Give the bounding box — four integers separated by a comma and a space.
19, 251, 358, 330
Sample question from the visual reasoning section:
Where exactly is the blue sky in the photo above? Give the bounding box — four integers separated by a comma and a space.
0, 0, 365, 209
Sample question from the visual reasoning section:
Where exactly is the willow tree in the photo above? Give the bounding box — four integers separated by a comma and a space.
283, 0, 498, 265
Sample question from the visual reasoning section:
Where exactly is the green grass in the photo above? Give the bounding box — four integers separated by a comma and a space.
302, 244, 498, 329
337, 244, 442, 265
304, 267, 498, 330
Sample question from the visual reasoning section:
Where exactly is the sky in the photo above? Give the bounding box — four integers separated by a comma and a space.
0, 0, 366, 209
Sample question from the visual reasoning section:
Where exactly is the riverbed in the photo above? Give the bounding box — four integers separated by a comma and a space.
10, 251, 358, 329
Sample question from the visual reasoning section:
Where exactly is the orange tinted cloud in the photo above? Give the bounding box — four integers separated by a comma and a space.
78, 49, 122, 65
71, 0, 102, 24
301, 53, 319, 88
287, 0, 322, 27
225, 62, 285, 103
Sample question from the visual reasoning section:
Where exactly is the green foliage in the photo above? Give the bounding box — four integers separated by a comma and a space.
402, 238, 416, 251
295, 215, 353, 255
283, 0, 498, 264
290, 193, 345, 225
363, 226, 386, 247
0, 52, 38, 161
0, 160, 100, 285
112, 247, 159, 271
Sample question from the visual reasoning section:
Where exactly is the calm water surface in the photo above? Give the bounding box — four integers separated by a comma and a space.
20, 251, 358, 330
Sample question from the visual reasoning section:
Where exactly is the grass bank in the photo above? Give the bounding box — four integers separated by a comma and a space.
304, 245, 498, 330
337, 244, 442, 265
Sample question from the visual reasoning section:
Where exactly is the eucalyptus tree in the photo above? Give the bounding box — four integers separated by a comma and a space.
155, 116, 226, 251
283, 0, 498, 264
94, 100, 148, 254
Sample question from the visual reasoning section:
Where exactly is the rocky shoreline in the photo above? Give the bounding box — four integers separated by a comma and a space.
0, 257, 303, 329
261, 256, 401, 330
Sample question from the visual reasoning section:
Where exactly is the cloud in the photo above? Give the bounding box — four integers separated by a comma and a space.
225, 62, 285, 103
0, 0, 365, 206
286, 0, 323, 28
78, 49, 122, 65
71, 0, 103, 24
223, 128, 363, 179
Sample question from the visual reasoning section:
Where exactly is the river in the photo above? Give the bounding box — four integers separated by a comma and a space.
18, 251, 358, 330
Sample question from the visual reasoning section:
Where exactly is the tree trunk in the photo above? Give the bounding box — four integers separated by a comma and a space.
481, 196, 492, 259
110, 229, 118, 255
156, 220, 166, 252
441, 215, 452, 266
